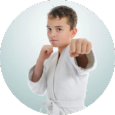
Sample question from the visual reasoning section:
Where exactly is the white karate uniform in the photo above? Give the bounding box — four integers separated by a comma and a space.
27, 44, 97, 115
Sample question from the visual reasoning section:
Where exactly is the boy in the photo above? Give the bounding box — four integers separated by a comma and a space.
27, 5, 97, 115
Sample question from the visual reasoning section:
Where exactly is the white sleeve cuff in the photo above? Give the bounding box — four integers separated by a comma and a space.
27, 64, 47, 96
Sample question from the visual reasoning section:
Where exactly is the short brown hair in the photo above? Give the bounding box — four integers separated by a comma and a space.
47, 5, 78, 31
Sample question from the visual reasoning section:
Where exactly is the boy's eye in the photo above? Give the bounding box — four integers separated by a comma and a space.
48, 28, 50, 29
57, 28, 61, 31
48, 28, 61, 30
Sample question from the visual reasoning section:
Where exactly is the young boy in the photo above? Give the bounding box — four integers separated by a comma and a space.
27, 5, 97, 115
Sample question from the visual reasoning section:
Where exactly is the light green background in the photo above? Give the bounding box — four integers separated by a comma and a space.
0, 0, 115, 114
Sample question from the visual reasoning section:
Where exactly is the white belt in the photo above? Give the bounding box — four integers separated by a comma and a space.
40, 99, 85, 115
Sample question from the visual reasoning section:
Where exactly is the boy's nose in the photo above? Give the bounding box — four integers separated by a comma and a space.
50, 31, 56, 38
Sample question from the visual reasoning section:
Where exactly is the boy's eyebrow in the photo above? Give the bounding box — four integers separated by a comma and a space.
46, 25, 63, 28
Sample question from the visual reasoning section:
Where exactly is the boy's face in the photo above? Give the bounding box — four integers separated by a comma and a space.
46, 16, 77, 47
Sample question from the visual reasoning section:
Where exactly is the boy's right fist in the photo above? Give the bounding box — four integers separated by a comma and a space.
39, 45, 53, 61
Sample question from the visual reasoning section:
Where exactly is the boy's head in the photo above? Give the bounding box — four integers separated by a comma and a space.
46, 5, 78, 47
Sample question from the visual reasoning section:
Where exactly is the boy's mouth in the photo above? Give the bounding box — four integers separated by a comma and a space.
51, 40, 57, 42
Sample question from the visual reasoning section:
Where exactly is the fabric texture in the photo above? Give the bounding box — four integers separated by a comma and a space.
27, 44, 97, 115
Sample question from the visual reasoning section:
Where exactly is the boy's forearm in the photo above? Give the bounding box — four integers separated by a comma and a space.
75, 54, 88, 68
32, 58, 45, 82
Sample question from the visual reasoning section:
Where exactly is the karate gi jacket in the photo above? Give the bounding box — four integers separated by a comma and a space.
27, 44, 97, 115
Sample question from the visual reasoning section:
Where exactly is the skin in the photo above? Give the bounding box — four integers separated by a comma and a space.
69, 38, 92, 57
46, 16, 92, 68
70, 38, 92, 68
46, 16, 73, 55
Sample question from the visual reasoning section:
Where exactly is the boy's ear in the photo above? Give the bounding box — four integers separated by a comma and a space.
71, 28, 77, 38
74, 28, 77, 34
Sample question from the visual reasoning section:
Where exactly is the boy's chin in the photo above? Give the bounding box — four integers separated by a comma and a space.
50, 44, 58, 47
51, 45, 58, 48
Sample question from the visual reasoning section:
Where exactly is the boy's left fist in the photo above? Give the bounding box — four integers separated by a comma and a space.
69, 38, 92, 57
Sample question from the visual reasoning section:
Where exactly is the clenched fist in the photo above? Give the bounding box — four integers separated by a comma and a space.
69, 38, 92, 57
39, 45, 53, 61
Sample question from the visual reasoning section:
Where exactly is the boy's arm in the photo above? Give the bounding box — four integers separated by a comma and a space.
66, 44, 97, 75
75, 54, 88, 69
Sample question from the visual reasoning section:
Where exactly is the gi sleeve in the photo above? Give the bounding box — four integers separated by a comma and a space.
66, 44, 97, 75
27, 60, 48, 96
